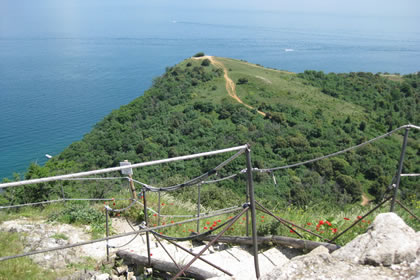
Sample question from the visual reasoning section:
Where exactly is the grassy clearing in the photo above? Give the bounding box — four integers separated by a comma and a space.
214, 57, 364, 121
0, 232, 60, 280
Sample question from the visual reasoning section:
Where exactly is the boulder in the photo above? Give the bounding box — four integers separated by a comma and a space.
332, 212, 419, 266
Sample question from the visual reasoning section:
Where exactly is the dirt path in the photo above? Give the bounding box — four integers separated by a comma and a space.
361, 193, 370, 206
194, 56, 266, 117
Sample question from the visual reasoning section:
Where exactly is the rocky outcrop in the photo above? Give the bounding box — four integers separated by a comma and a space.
262, 213, 419, 280
332, 212, 419, 266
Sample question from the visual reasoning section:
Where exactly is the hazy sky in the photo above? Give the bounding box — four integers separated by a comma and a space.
1, 0, 419, 37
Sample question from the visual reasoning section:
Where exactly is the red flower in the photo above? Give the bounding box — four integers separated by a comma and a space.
326, 221, 332, 227
261, 219, 265, 222
290, 229, 296, 233
307, 222, 312, 226
183, 230, 186, 232
162, 222, 166, 225
210, 227, 213, 230
153, 213, 157, 217
171, 221, 174, 224
218, 219, 221, 222
159, 232, 163, 234
331, 228, 337, 234
362, 220, 366, 223
228, 216, 233, 219
261, 216, 265, 219
150, 253, 153, 256
113, 202, 116, 206
344, 217, 350, 220
239, 222, 243, 224
161, 203, 165, 206
242, 217, 246, 221
357, 216, 362, 219
319, 220, 324, 225
170, 203, 174, 205
153, 224, 157, 227
204, 226, 208, 230
206, 221, 210, 225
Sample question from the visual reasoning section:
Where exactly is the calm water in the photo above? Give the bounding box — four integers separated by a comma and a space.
1, 1, 419, 179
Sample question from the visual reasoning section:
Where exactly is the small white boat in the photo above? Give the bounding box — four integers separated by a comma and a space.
45, 154, 53, 159
284, 48, 294, 52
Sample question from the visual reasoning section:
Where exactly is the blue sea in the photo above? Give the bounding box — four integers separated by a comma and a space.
1, 1, 419, 179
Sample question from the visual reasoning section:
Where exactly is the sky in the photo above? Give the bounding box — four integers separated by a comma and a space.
1, 0, 419, 37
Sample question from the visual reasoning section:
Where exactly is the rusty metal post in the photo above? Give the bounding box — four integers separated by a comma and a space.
390, 128, 409, 212
105, 207, 110, 262
245, 145, 260, 279
157, 191, 161, 226
196, 183, 201, 233
143, 190, 151, 267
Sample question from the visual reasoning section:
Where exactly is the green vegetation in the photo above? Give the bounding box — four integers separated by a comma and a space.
193, 52, 205, 57
1, 56, 419, 243
0, 232, 60, 280
48, 202, 108, 239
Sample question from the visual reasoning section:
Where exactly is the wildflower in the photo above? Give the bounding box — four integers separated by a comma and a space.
228, 216, 233, 219
357, 215, 362, 219
290, 229, 296, 233
218, 219, 221, 222
188, 229, 193, 232
261, 216, 265, 219
113, 202, 116, 206
261, 219, 265, 222
210, 227, 213, 230
162, 222, 166, 225
150, 253, 153, 256
326, 221, 332, 227
171, 221, 174, 224
344, 217, 350, 220
206, 221, 210, 225
161, 203, 165, 206
332, 228, 337, 233
307, 222, 312, 226
116, 213, 120, 217
159, 232, 163, 234
112, 198, 115, 201
183, 230, 186, 232
153, 213, 157, 217
362, 220, 366, 223
170, 203, 174, 205
319, 220, 324, 225
320, 231, 325, 233
242, 217, 246, 221
204, 226, 208, 230
153, 224, 157, 227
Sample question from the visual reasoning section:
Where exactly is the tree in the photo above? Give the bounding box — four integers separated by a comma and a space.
237, 77, 248, 84
201, 59, 211, 66
193, 52, 205, 57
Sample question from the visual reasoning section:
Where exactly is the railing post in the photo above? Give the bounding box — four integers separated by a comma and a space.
245, 144, 260, 279
157, 191, 161, 226
143, 190, 152, 267
197, 183, 202, 233
390, 128, 409, 212
105, 206, 110, 262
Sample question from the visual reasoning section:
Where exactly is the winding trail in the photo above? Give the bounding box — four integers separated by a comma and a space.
194, 56, 266, 117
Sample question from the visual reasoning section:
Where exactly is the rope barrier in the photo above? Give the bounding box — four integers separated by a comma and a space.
0, 198, 131, 210
0, 205, 242, 262
255, 124, 419, 173
137, 149, 245, 193
0, 145, 248, 189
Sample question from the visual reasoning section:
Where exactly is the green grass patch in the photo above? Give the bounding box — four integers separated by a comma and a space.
0, 232, 60, 280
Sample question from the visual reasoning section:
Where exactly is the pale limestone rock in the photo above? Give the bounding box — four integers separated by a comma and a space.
332, 212, 419, 266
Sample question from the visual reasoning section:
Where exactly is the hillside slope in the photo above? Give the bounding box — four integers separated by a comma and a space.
3, 56, 419, 208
